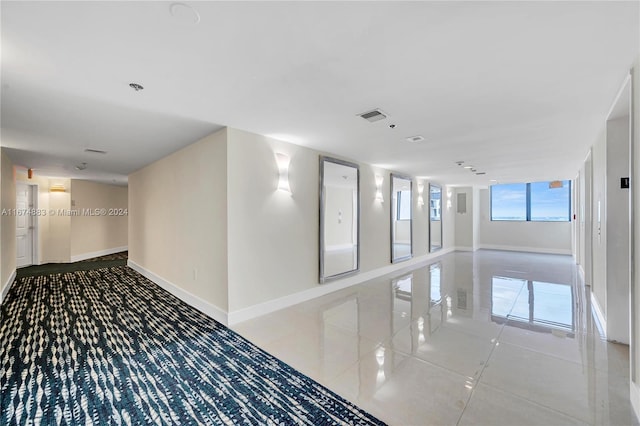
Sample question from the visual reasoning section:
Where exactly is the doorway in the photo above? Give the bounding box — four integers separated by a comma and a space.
16, 183, 37, 268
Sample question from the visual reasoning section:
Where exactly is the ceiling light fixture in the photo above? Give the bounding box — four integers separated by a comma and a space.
84, 148, 107, 154
463, 165, 473, 169
75, 162, 87, 171
129, 83, 144, 92
406, 135, 425, 143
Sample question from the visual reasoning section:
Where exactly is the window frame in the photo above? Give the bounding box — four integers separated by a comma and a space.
490, 181, 571, 222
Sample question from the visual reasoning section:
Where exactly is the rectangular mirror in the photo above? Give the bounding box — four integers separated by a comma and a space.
391, 174, 412, 263
319, 156, 360, 283
429, 184, 442, 252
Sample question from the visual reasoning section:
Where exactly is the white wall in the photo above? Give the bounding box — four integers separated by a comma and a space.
46, 178, 71, 263
1, 149, 16, 299
592, 129, 607, 316
226, 128, 319, 312
454, 187, 474, 250
128, 128, 229, 313
128, 127, 456, 322
70, 180, 128, 259
631, 54, 640, 419
478, 188, 572, 254
606, 115, 631, 343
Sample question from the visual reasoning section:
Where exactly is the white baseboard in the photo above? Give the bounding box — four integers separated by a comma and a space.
71, 246, 128, 262
0, 269, 17, 304
454, 246, 475, 252
127, 260, 229, 325
478, 244, 572, 256
226, 247, 456, 325
631, 381, 640, 424
591, 291, 607, 338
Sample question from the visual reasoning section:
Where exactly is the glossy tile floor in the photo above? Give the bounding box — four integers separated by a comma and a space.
231, 250, 638, 425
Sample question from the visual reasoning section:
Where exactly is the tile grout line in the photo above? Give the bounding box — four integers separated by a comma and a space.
455, 278, 529, 425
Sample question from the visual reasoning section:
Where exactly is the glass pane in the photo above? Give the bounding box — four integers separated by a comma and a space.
530, 180, 570, 221
491, 183, 527, 221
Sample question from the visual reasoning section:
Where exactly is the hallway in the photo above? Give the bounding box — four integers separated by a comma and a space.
233, 250, 636, 425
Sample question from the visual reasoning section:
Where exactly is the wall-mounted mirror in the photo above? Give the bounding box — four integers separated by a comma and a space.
429, 184, 442, 252
319, 156, 360, 283
391, 174, 412, 263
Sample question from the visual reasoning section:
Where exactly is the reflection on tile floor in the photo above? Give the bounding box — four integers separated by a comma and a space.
231, 250, 638, 426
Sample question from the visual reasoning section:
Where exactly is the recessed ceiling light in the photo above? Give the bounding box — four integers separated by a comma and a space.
455, 161, 464, 166
170, 2, 201, 24
129, 83, 144, 92
463, 165, 473, 169
406, 135, 425, 143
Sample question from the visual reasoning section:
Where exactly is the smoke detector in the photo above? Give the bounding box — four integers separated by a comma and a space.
358, 109, 388, 123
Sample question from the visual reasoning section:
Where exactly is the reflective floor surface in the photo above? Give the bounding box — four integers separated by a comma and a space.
231, 250, 638, 425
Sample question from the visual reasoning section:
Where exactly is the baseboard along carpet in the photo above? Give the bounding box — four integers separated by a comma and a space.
0, 266, 384, 425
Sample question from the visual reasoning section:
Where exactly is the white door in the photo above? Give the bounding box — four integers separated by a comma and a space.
16, 183, 33, 268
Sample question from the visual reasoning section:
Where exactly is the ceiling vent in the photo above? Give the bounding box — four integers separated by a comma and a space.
358, 109, 388, 123
406, 135, 425, 143
476, 172, 486, 175
84, 148, 107, 154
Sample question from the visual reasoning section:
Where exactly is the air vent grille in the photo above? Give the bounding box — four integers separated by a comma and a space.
358, 109, 387, 122
84, 148, 107, 154
406, 135, 425, 143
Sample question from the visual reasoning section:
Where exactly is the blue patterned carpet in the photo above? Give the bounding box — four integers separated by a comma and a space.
0, 266, 385, 425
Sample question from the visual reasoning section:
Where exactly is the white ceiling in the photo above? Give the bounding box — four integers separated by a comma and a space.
1, 1, 638, 186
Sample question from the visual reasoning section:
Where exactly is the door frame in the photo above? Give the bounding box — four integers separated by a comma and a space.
16, 182, 39, 267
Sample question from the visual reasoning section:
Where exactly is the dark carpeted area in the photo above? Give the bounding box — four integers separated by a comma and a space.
0, 265, 385, 425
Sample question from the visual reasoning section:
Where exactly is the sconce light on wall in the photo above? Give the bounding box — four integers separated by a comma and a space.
49, 184, 66, 193
28, 168, 33, 179
275, 152, 291, 193
375, 174, 384, 202
417, 182, 425, 207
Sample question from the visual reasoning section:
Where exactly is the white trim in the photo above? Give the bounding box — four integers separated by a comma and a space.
71, 246, 128, 262
579, 264, 586, 283
0, 269, 17, 304
631, 381, 640, 424
325, 244, 355, 252
454, 246, 475, 252
127, 259, 228, 325
591, 291, 607, 338
478, 244, 572, 256
606, 73, 632, 120
226, 247, 455, 325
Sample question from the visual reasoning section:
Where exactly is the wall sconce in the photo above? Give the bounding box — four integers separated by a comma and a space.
50, 184, 66, 193
28, 168, 33, 179
375, 174, 384, 202
275, 152, 291, 193
417, 182, 424, 207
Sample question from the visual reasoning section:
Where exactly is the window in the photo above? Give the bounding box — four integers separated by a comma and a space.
490, 183, 527, 221
491, 180, 571, 222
